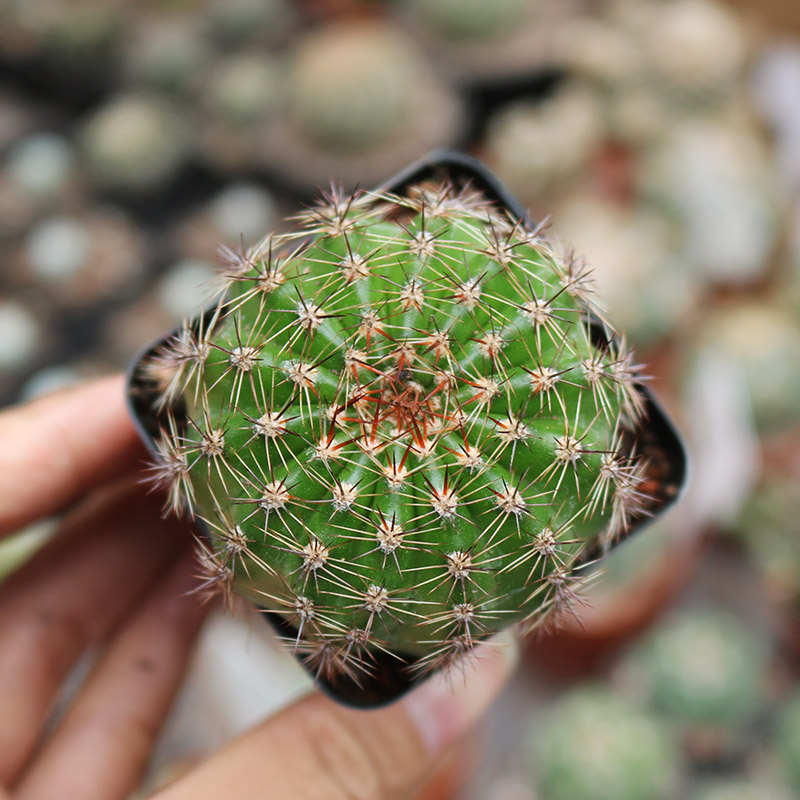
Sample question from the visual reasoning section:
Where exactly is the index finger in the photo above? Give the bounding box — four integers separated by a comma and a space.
0, 375, 144, 538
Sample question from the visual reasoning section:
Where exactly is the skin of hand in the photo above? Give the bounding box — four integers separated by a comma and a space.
0, 377, 517, 800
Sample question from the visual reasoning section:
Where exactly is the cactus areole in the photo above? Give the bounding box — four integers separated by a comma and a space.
127, 152, 686, 707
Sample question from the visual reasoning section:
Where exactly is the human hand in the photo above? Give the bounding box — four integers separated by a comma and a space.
0, 378, 517, 800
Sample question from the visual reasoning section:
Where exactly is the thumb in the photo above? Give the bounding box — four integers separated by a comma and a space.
153, 632, 518, 800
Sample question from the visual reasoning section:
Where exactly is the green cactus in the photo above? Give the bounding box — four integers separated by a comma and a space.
629, 608, 766, 727
124, 19, 208, 97
206, 54, 283, 128
485, 84, 604, 206
144, 179, 652, 683
80, 93, 187, 193
406, 0, 532, 42
286, 23, 430, 153
692, 778, 794, 800
693, 301, 800, 433
262, 22, 461, 192
775, 691, 800, 791
732, 477, 800, 605
530, 685, 677, 800
205, 0, 294, 48
632, 0, 748, 108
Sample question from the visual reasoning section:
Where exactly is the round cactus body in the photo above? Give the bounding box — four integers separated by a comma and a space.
692, 778, 794, 800
485, 85, 604, 205
145, 178, 654, 686
407, 0, 532, 42
262, 23, 462, 192
287, 23, 427, 153
631, 609, 765, 727
80, 94, 187, 193
530, 686, 677, 800
775, 691, 800, 791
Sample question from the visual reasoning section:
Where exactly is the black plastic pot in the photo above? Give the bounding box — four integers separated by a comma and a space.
126, 150, 687, 707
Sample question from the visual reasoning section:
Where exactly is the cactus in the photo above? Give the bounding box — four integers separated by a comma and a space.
692, 778, 793, 800
775, 691, 800, 791
637, 118, 780, 286
0, 299, 44, 375
406, 0, 532, 43
287, 23, 429, 153
205, 0, 294, 48
632, 0, 748, 108
206, 54, 282, 128
551, 192, 692, 347
19, 208, 146, 310
142, 177, 657, 687
79, 94, 187, 193
732, 476, 800, 606
529, 685, 677, 800
485, 84, 604, 207
124, 19, 208, 97
5, 132, 76, 202
593, 0, 748, 115
262, 22, 461, 190
693, 301, 800, 432
628, 608, 766, 728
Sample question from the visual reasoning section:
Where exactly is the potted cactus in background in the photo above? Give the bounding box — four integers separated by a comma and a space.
528, 685, 679, 800
623, 608, 768, 754
127, 152, 685, 705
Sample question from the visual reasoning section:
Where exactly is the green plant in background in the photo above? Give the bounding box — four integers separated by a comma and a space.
206, 55, 283, 128
628, 0, 748, 109
205, 0, 294, 48
286, 24, 421, 153
732, 476, 800, 607
124, 18, 209, 98
637, 119, 780, 286
692, 778, 794, 800
628, 608, 766, 728
79, 94, 188, 194
485, 82, 604, 203
530, 685, 677, 800
692, 301, 800, 433
775, 690, 800, 792
263, 21, 462, 190
143, 178, 653, 683
407, 0, 532, 42
552, 193, 692, 347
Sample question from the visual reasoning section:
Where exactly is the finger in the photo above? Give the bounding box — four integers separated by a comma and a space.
154, 633, 518, 800
15, 549, 210, 800
0, 480, 190, 785
0, 375, 143, 538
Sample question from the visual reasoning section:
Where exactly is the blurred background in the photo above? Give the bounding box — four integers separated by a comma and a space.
2, 0, 800, 797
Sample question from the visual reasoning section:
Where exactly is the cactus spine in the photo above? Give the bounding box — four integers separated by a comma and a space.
146, 179, 651, 684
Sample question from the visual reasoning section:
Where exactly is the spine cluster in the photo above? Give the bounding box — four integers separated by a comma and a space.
145, 179, 651, 683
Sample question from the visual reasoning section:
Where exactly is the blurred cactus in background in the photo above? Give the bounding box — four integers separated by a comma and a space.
263, 21, 462, 189
691, 301, 800, 433
529, 686, 677, 800
485, 83, 604, 203
775, 691, 800, 792
692, 779, 794, 800
407, 0, 532, 43
626, 609, 766, 730
79, 94, 188, 193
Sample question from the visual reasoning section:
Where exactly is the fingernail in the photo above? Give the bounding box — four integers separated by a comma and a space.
403, 629, 518, 756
